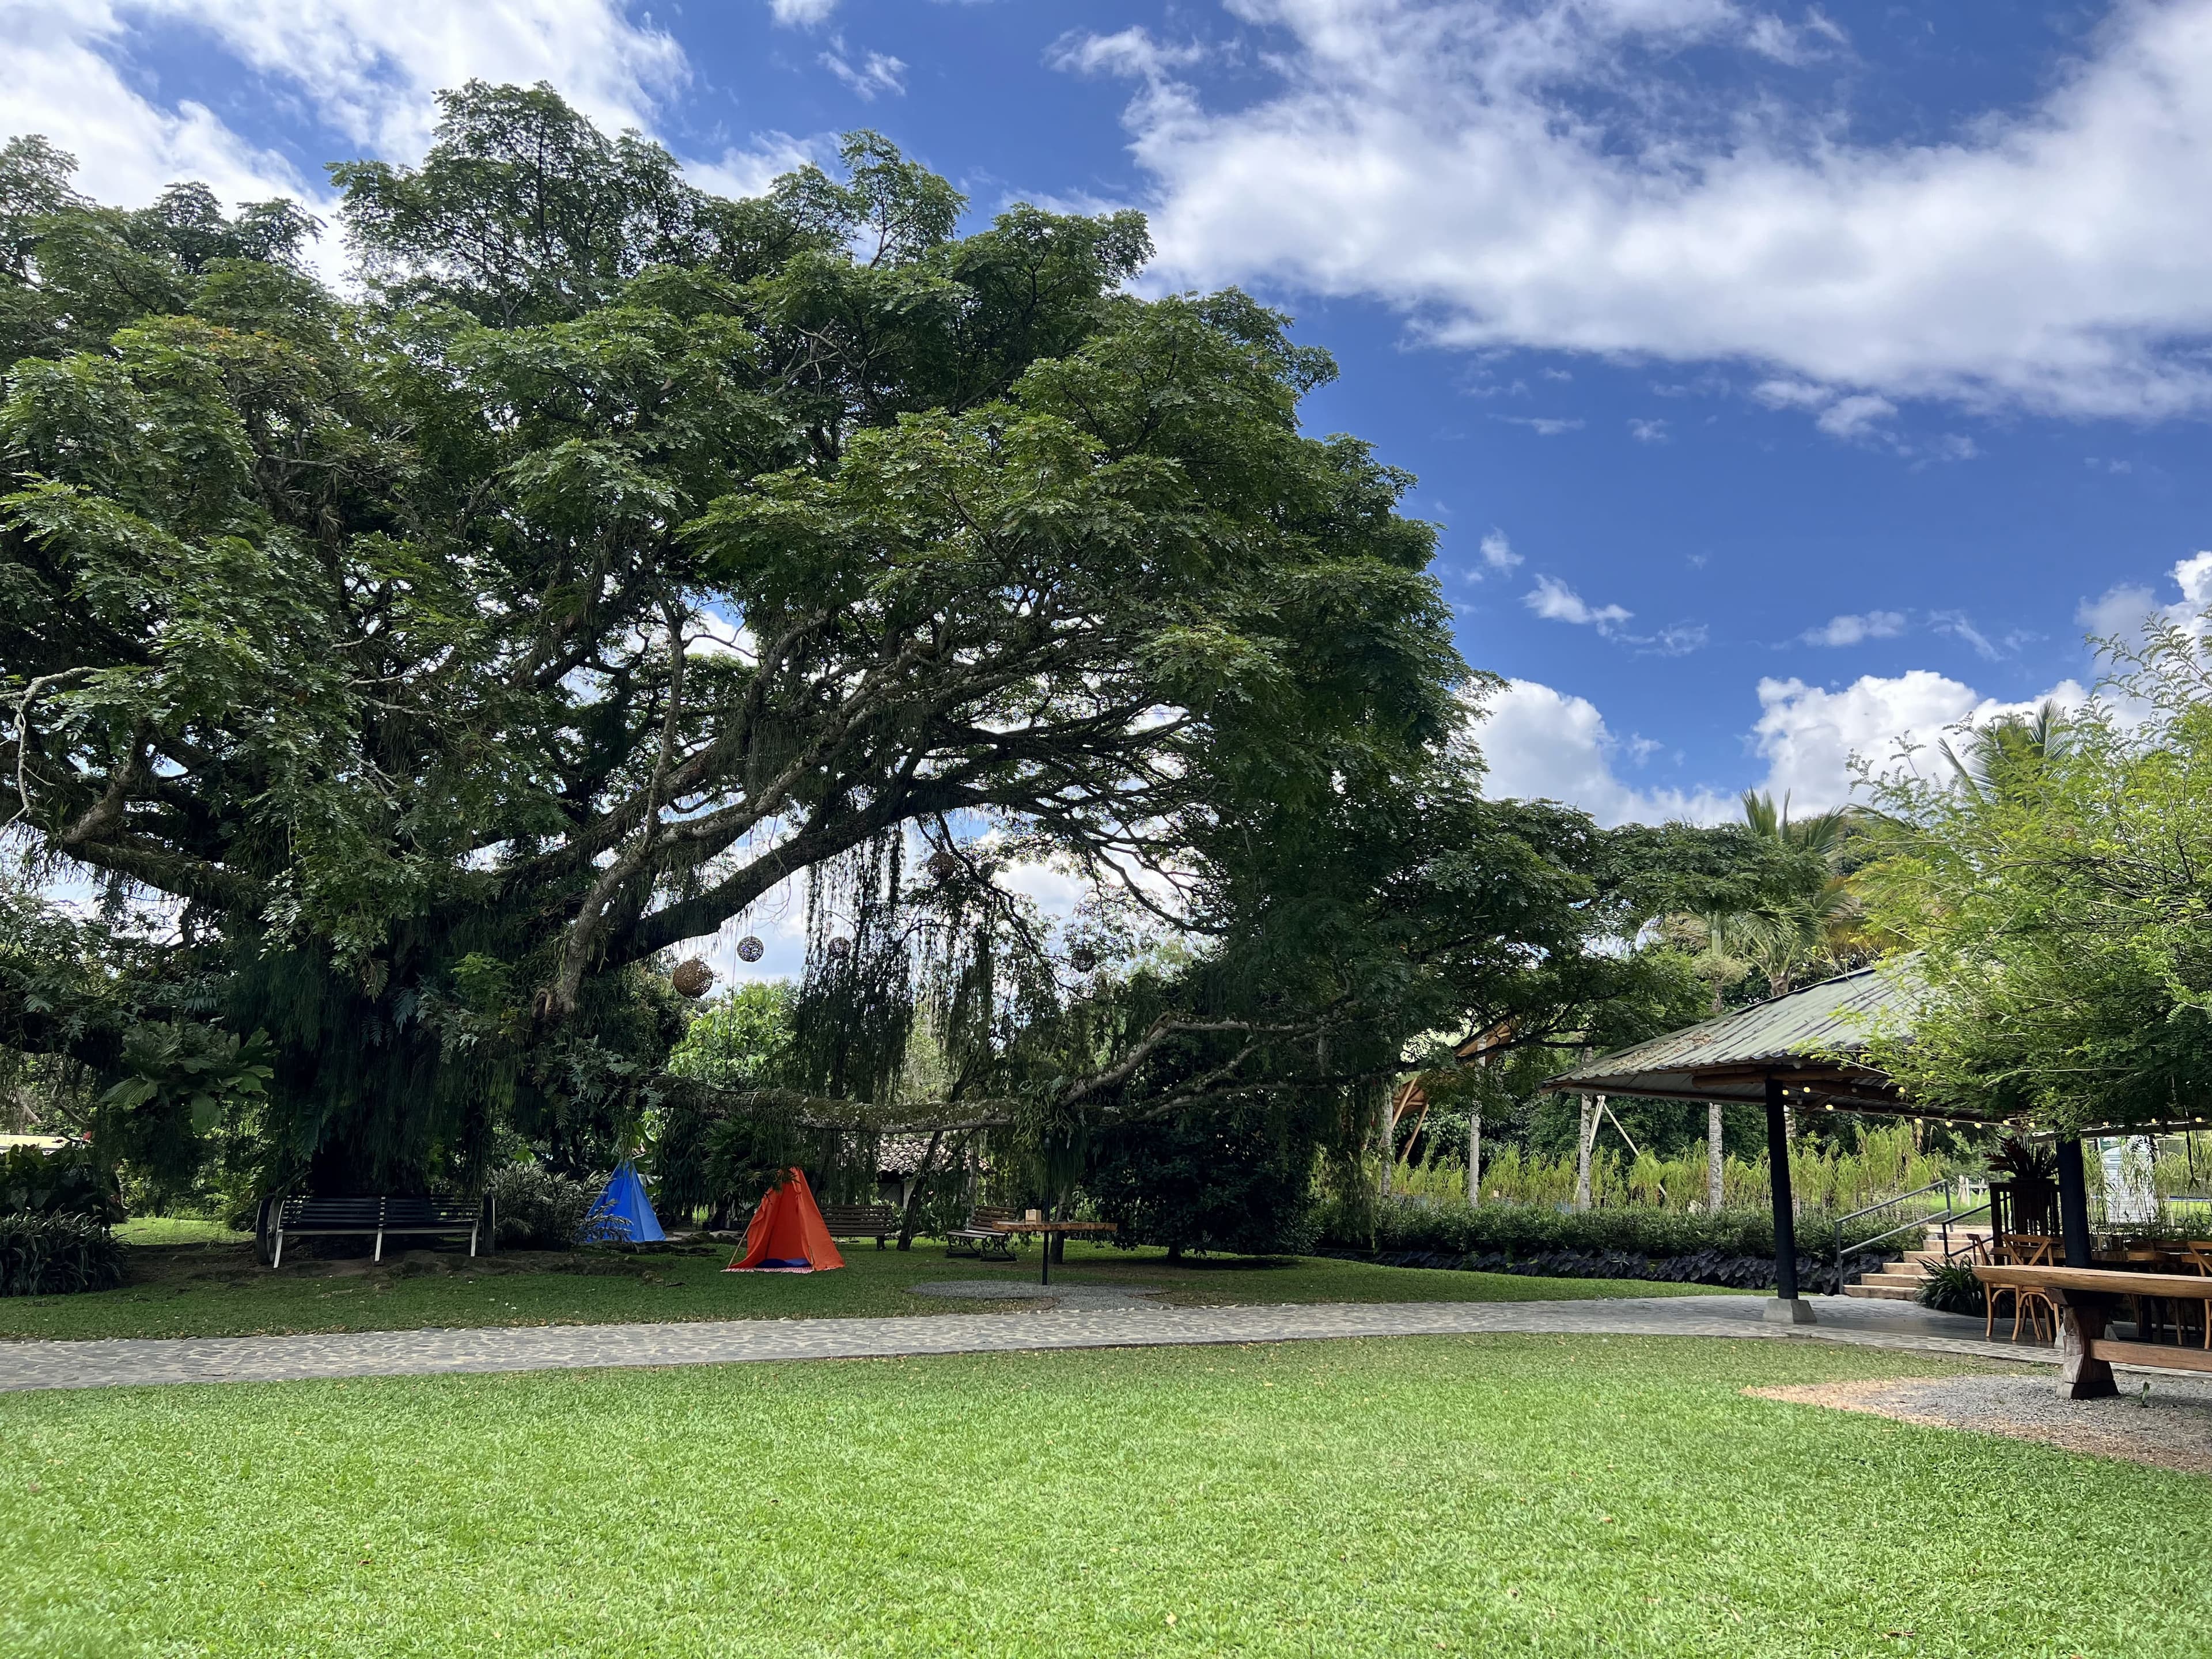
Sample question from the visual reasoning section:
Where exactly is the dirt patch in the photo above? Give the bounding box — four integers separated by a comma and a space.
1750, 1374, 2212, 1476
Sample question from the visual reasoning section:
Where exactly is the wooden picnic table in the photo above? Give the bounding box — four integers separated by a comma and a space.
990, 1219, 1118, 1286
1976, 1264, 2212, 1398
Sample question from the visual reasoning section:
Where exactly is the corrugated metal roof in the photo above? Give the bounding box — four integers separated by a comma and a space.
1538, 963, 1925, 1110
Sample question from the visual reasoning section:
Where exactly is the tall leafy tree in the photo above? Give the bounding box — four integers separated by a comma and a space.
0, 85, 1518, 1193
1854, 623, 2212, 1133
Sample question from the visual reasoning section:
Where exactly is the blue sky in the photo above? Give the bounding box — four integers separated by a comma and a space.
12, 0, 2212, 834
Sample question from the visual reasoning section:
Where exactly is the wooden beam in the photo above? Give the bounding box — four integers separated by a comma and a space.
2086, 1339, 2212, 1375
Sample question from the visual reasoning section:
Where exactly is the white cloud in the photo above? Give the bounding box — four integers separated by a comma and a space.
1752, 672, 2090, 811
1476, 527, 1522, 574
1815, 393, 1898, 441
1627, 416, 1668, 442
2078, 549, 2212, 652
1472, 680, 1733, 826
821, 43, 906, 101
1930, 611, 2001, 662
1080, 0, 2212, 418
1497, 415, 1584, 435
1524, 575, 1631, 634
2, 1, 688, 217
1802, 610, 1905, 647
768, 0, 840, 26
1051, 26, 1210, 80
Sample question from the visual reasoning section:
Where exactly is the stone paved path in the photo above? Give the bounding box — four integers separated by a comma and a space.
0, 1292, 2066, 1393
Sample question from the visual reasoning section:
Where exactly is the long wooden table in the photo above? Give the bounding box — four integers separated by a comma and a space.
991, 1219, 1118, 1286
1976, 1264, 2212, 1397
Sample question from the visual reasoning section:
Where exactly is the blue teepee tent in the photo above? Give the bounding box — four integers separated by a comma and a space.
587, 1161, 666, 1244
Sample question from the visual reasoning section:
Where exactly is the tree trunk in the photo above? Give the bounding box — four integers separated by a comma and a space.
1575, 1094, 1595, 1212
1377, 1089, 1395, 1200
1467, 1108, 1482, 1209
896, 1128, 944, 1251
1707, 1099, 1725, 1212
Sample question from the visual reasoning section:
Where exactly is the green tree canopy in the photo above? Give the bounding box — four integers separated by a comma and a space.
0, 83, 1722, 1199
1854, 623, 2212, 1134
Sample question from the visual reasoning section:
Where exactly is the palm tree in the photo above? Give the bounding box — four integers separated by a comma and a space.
1939, 700, 2073, 805
1665, 793, 1865, 1207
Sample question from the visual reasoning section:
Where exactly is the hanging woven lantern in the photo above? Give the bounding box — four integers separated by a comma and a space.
1069, 944, 1098, 974
926, 850, 959, 882
825, 935, 853, 959
735, 935, 764, 963
671, 957, 714, 999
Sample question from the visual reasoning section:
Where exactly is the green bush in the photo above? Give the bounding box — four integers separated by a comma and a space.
1330, 1195, 1913, 1262
1088, 1105, 1324, 1259
1916, 1261, 1986, 1316
486, 1165, 603, 1251
1, 1211, 123, 1296
2, 1143, 123, 1222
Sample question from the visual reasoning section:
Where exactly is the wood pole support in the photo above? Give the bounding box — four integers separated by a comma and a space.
1765, 1075, 1800, 1302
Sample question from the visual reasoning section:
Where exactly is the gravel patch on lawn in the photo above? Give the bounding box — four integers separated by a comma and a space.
1749, 1372, 2212, 1476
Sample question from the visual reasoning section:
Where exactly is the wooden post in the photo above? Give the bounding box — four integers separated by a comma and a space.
1707, 1099, 1725, 1212
1574, 1094, 1594, 1211
2055, 1292, 2118, 1400
1762, 1075, 1812, 1323
2055, 1136, 2093, 1268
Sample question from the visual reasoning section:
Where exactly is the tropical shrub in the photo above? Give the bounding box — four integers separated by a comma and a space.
486, 1165, 604, 1251
1088, 1103, 1325, 1259
0, 1211, 123, 1296
1, 1143, 122, 1221
1331, 1194, 1913, 1265
1916, 1261, 1987, 1315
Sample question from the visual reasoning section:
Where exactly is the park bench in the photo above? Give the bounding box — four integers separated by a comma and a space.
270, 1194, 483, 1269
820, 1202, 901, 1249
946, 1205, 1021, 1260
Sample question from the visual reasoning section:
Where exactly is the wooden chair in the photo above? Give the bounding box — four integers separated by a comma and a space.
1987, 1234, 2061, 1344
2179, 1241, 2212, 1350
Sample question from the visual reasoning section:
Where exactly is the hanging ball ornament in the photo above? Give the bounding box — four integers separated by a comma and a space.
735, 935, 765, 964
926, 850, 960, 882
1068, 944, 1098, 974
671, 957, 715, 999
826, 935, 853, 959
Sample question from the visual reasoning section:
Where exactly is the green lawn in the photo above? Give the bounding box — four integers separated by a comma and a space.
0, 1238, 1730, 1343
1, 1336, 2197, 1657
112, 1216, 251, 1247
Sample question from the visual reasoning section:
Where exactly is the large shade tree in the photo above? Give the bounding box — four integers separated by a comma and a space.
1854, 623, 2212, 1134
1, 84, 1708, 1199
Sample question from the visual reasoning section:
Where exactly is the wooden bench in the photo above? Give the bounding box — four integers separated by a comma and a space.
271, 1195, 483, 1269
1978, 1263, 2212, 1397
946, 1206, 1021, 1260
819, 1202, 901, 1249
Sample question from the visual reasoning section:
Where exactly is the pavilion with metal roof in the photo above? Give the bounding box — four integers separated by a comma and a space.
1536, 962, 2100, 1325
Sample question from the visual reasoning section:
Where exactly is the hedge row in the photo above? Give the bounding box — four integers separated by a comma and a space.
1330, 1196, 1916, 1262
1, 1211, 124, 1297
1342, 1244, 1892, 1295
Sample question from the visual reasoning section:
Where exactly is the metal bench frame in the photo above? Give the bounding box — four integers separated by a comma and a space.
946, 1207, 1020, 1260
271, 1195, 482, 1268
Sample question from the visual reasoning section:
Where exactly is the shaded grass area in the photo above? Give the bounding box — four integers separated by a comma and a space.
2, 1336, 2200, 1658
0, 1240, 1730, 1343
112, 1217, 249, 1248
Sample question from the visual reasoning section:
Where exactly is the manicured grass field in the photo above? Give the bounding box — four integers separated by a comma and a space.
2, 1336, 2199, 1657
0, 1240, 1729, 1343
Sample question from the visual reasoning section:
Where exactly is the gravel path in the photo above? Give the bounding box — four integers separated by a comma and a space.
0, 1291, 2066, 1393
1751, 1372, 2212, 1475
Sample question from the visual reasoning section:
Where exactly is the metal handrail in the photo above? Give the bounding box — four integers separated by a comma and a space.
1832, 1180, 1990, 1297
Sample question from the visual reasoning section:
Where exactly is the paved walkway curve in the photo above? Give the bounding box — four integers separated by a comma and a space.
0, 1294, 2056, 1393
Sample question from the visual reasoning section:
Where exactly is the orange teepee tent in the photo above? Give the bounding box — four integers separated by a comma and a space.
724, 1168, 847, 1273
